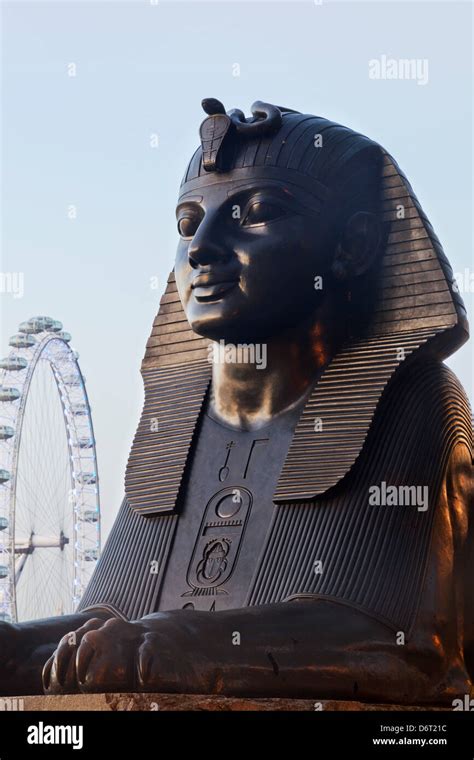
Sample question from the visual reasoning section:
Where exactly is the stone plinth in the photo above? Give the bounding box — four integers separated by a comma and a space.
5, 694, 450, 711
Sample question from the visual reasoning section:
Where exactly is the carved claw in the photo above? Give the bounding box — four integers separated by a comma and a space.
43, 617, 104, 694
137, 632, 162, 689
42, 616, 178, 695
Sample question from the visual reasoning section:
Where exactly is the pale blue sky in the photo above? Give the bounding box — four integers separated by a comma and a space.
2, 0, 472, 536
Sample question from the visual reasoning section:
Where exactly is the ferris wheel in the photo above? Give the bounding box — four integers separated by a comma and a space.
0, 316, 100, 623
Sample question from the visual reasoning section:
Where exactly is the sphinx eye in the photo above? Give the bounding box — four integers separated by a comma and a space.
177, 215, 201, 239
241, 201, 286, 227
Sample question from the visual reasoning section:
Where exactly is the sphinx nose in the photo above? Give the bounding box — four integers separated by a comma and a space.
187, 222, 231, 269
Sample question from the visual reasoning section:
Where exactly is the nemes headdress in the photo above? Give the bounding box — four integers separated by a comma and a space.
125, 99, 469, 516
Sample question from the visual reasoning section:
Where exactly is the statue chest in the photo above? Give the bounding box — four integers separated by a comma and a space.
157, 405, 301, 612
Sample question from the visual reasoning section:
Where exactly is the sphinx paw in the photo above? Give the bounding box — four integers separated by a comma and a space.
44, 618, 144, 694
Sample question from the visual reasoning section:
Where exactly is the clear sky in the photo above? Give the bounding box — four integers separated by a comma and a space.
1, 0, 472, 537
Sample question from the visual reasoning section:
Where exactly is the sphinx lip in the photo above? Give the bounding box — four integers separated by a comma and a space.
192, 279, 239, 302
191, 272, 239, 288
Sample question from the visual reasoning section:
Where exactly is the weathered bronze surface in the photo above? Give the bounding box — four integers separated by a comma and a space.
1, 100, 472, 704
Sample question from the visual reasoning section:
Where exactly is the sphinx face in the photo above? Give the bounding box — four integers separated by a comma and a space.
174, 174, 333, 343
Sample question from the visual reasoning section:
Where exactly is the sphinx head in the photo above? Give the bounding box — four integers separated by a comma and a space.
175, 99, 385, 344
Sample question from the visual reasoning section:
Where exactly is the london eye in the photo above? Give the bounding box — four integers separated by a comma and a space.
0, 317, 100, 622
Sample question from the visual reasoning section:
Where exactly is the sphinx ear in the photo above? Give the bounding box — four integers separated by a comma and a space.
331, 211, 382, 281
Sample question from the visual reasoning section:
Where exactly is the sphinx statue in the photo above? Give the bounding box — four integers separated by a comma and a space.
1, 100, 472, 705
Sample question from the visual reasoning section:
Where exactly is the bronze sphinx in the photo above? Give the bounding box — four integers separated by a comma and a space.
1, 99, 473, 705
